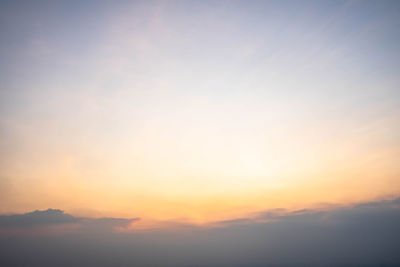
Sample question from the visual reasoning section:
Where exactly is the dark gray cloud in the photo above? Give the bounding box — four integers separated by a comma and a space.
0, 209, 79, 227
1, 198, 400, 267
0, 208, 139, 232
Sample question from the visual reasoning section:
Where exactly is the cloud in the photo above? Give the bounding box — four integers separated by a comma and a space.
0, 209, 139, 233
0, 209, 79, 228
0, 198, 400, 266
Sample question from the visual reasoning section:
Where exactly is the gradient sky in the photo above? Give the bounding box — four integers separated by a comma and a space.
1, 0, 400, 224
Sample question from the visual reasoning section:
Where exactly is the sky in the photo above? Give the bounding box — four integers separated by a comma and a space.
1, 1, 400, 266
1, 0, 400, 228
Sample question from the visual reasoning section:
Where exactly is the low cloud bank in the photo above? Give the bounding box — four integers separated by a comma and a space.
1, 198, 400, 266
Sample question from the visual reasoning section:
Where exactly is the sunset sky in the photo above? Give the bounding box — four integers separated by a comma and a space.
1, 0, 400, 227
